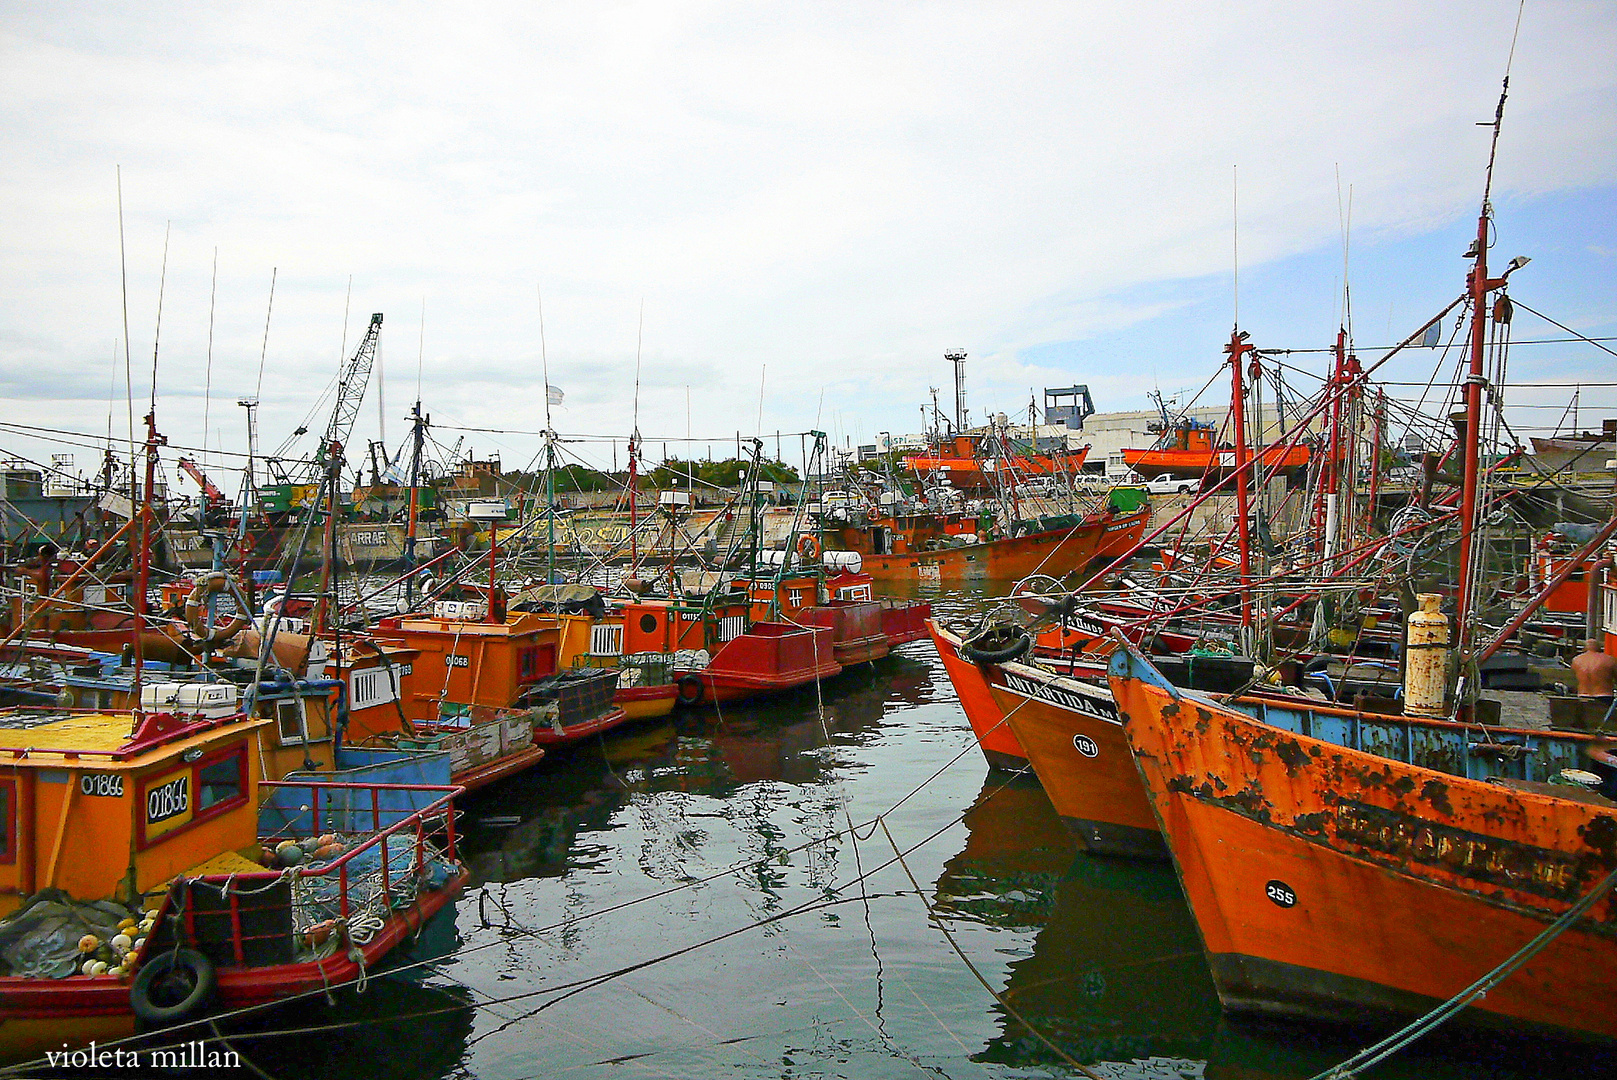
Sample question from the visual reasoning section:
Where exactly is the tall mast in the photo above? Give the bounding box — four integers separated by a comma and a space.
130, 412, 164, 723
1226, 329, 1255, 635
403, 400, 425, 607
627, 433, 640, 574
311, 440, 343, 636
1456, 76, 1514, 658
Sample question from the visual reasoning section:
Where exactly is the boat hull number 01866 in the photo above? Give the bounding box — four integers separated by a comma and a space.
80, 773, 124, 797
147, 777, 190, 825
1265, 879, 1297, 908
1071, 733, 1099, 758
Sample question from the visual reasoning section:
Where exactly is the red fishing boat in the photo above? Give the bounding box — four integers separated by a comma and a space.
928, 619, 1029, 771
604, 587, 842, 708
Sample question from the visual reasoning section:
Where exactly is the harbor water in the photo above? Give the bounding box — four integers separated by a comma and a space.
156, 583, 1610, 1079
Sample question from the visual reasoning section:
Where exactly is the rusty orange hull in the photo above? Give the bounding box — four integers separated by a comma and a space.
927, 619, 1027, 770
987, 659, 1162, 858
860, 508, 1148, 582
1109, 647, 1617, 1041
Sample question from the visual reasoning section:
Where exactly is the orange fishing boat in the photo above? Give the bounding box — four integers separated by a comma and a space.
928, 619, 1029, 770
0, 700, 464, 1060
1109, 640, 1617, 1041
827, 504, 1149, 583
1122, 420, 1310, 481
987, 657, 1162, 858
902, 434, 1089, 492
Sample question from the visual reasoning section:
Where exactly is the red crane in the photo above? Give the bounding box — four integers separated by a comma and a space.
177, 456, 225, 506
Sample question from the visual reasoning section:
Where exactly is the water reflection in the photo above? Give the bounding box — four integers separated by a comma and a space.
932, 776, 1221, 1071
228, 978, 477, 1080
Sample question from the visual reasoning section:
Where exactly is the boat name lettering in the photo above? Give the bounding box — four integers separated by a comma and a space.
79, 773, 124, 798
347, 529, 391, 546
445, 654, 470, 668
998, 672, 1118, 723
1072, 733, 1099, 758
147, 776, 190, 824
1265, 879, 1297, 908
1333, 802, 1580, 900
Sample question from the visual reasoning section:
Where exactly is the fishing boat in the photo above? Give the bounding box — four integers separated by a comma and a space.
902, 433, 1090, 493
1121, 419, 1311, 482
0, 698, 464, 1059
1108, 638, 1617, 1040
608, 585, 842, 707
928, 619, 1032, 770
364, 602, 625, 773
821, 499, 1150, 583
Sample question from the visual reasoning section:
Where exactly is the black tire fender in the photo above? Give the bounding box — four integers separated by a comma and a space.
960, 626, 1032, 666
676, 674, 704, 705
130, 947, 216, 1026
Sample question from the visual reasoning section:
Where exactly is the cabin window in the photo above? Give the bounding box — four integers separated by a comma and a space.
197, 749, 246, 813
639, 613, 658, 634
276, 699, 307, 745
137, 742, 248, 849
0, 780, 13, 865
788, 588, 804, 607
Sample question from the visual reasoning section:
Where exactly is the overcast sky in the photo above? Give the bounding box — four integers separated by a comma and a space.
1, 1, 1613, 490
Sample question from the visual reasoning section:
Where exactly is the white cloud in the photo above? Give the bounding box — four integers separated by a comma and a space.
0, 0, 1613, 483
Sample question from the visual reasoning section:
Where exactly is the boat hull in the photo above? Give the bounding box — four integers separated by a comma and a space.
1109, 648, 1617, 1042
0, 870, 466, 1063
858, 509, 1149, 583
531, 706, 631, 748
927, 620, 1028, 771
614, 684, 679, 721
1122, 443, 1310, 481
677, 622, 841, 706
987, 659, 1163, 858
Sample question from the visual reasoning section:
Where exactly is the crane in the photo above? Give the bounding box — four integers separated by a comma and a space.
302, 312, 383, 483
177, 457, 225, 506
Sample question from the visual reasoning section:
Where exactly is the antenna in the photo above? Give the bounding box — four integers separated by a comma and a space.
203, 248, 217, 480
1232, 165, 1240, 327
253, 268, 276, 401
946, 350, 968, 431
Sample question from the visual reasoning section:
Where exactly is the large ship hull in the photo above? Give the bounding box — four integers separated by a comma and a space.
1108, 644, 1617, 1042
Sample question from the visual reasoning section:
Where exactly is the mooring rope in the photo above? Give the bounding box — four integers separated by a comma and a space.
1309, 863, 1617, 1079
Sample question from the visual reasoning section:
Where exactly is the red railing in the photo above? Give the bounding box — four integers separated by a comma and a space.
152, 780, 462, 967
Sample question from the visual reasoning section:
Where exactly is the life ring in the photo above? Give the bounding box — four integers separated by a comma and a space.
797, 534, 821, 561
676, 674, 705, 705
129, 947, 216, 1025
960, 624, 1031, 666
183, 574, 248, 645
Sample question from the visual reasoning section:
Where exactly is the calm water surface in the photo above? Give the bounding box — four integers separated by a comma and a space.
161, 583, 1611, 1079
